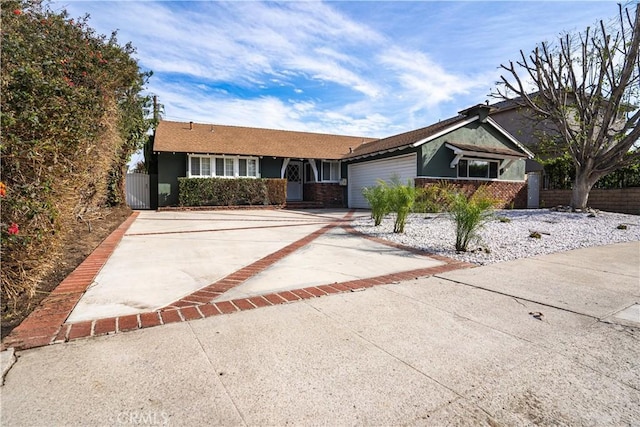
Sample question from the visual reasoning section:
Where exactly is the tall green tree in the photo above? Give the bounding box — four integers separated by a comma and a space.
495, 4, 640, 209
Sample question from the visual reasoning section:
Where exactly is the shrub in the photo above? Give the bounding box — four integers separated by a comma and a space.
387, 178, 417, 233
446, 187, 496, 252
362, 181, 390, 226
178, 178, 285, 206
265, 179, 286, 205
1, 0, 152, 308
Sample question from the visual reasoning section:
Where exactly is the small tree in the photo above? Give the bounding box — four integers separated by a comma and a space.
362, 181, 390, 226
130, 160, 147, 174
495, 4, 640, 209
447, 188, 496, 252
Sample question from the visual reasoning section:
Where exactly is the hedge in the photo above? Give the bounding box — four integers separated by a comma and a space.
178, 178, 286, 207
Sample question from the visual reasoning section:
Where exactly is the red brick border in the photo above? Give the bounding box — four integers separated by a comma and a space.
3, 209, 474, 350
1, 212, 140, 351
53, 260, 473, 344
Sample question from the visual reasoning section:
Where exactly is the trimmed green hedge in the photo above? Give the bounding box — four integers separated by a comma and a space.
265, 179, 286, 206
178, 178, 286, 207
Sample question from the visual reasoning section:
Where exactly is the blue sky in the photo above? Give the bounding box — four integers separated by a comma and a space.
52, 1, 620, 139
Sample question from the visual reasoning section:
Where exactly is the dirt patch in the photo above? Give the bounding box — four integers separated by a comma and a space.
1, 205, 133, 339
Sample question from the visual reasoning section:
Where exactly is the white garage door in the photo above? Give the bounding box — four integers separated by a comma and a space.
348, 153, 417, 209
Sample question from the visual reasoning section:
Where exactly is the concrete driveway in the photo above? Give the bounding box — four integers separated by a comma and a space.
2, 209, 469, 351
66, 209, 453, 322
1, 238, 638, 425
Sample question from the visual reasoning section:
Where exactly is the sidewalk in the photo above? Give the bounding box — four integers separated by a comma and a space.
2, 241, 638, 426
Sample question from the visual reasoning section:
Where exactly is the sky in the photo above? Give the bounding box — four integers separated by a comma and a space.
50, 0, 621, 142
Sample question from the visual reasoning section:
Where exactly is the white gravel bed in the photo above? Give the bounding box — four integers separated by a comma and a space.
352, 209, 640, 265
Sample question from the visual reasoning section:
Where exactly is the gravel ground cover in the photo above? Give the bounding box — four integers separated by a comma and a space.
352, 209, 640, 265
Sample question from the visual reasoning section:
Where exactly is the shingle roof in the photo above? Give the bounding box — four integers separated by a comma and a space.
344, 115, 467, 159
153, 121, 377, 160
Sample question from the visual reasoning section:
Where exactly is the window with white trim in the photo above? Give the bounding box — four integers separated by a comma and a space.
238, 158, 258, 177
457, 159, 499, 179
188, 155, 259, 178
320, 161, 340, 182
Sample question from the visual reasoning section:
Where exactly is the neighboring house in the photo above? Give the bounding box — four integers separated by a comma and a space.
151, 103, 534, 209
488, 98, 550, 173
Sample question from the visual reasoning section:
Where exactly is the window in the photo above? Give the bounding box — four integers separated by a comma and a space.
247, 159, 257, 177
458, 159, 468, 178
215, 158, 224, 177
190, 157, 201, 176
237, 159, 258, 177
189, 155, 259, 178
201, 157, 211, 176
320, 161, 340, 182
457, 159, 498, 179
224, 158, 234, 176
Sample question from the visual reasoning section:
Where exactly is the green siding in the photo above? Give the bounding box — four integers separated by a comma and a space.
419, 122, 526, 181
158, 152, 186, 206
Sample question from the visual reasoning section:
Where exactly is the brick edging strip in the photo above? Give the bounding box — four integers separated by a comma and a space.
56, 260, 473, 344
1, 211, 140, 351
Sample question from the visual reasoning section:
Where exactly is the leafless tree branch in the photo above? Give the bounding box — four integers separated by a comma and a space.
493, 3, 640, 208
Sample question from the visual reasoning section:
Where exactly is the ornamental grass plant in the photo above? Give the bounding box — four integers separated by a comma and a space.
387, 178, 416, 233
362, 180, 390, 226
362, 177, 417, 233
446, 187, 496, 252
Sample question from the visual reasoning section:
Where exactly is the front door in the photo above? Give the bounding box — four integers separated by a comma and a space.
286, 161, 303, 201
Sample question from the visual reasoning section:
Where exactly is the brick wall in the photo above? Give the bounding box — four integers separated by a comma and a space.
415, 178, 528, 209
303, 183, 345, 207
540, 188, 640, 214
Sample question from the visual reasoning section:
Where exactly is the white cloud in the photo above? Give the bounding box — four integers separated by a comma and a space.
52, 0, 619, 139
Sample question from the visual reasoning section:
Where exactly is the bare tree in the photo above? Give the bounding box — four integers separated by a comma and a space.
495, 4, 640, 209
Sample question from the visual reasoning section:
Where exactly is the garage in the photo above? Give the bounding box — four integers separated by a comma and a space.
347, 153, 417, 208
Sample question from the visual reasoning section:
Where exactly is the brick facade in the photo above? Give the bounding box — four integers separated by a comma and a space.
415, 178, 528, 209
304, 183, 346, 207
540, 188, 640, 215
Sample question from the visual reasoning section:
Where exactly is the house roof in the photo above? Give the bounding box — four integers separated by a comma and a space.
344, 115, 468, 159
153, 120, 376, 160
345, 105, 533, 160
